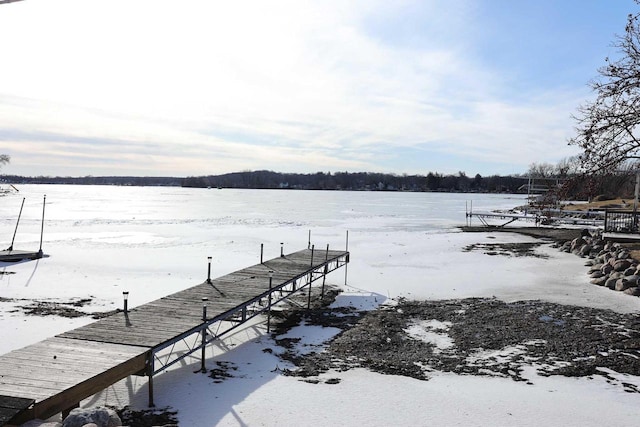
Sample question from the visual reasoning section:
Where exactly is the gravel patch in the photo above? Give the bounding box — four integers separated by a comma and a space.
272, 295, 640, 393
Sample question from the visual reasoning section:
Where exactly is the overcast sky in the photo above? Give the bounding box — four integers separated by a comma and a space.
0, 0, 636, 177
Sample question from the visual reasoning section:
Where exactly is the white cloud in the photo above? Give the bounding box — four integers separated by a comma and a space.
0, 0, 593, 176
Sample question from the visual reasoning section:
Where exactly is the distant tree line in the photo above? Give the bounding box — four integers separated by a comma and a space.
2, 170, 532, 193
1, 175, 182, 186
182, 170, 529, 193
10, 163, 634, 199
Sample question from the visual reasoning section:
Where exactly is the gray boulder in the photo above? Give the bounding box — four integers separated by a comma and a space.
62, 407, 121, 427
625, 275, 640, 286
589, 263, 604, 272
615, 279, 633, 291
614, 259, 631, 272
618, 250, 630, 260
605, 277, 619, 289
624, 287, 640, 296
591, 277, 607, 286
579, 244, 592, 257
571, 237, 586, 252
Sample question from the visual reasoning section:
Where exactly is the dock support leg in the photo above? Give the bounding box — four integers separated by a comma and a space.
344, 231, 349, 286
267, 271, 273, 333
321, 245, 329, 299
201, 299, 208, 373
307, 273, 312, 309
321, 265, 327, 299
148, 357, 155, 407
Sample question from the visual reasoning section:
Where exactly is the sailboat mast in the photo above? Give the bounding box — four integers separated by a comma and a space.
38, 195, 46, 257
8, 197, 25, 251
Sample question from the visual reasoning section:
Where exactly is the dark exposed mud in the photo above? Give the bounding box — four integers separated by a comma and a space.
462, 242, 549, 258
271, 293, 640, 393
113, 405, 179, 427
1, 297, 117, 319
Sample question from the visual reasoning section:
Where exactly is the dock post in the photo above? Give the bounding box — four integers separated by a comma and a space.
201, 298, 208, 373
280, 242, 284, 257
308, 230, 311, 249
267, 271, 273, 333
260, 243, 264, 263
310, 244, 315, 267
206, 257, 212, 284
123, 291, 129, 314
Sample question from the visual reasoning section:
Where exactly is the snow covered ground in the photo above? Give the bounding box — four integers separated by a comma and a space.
1, 185, 640, 426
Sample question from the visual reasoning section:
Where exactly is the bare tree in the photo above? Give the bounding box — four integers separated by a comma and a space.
527, 162, 556, 178
0, 154, 9, 170
570, 2, 640, 174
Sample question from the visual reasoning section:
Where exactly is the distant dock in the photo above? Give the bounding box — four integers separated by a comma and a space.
1, 195, 46, 263
0, 249, 42, 263
0, 246, 349, 425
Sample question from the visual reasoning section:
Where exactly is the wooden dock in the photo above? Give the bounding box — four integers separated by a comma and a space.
0, 247, 349, 425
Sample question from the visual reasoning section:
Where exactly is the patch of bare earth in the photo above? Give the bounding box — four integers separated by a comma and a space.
271, 292, 640, 393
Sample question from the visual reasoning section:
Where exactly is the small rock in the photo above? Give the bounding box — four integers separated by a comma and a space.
591, 277, 607, 286
615, 279, 632, 291
614, 260, 631, 271
579, 244, 592, 257
618, 250, 630, 260
605, 277, 618, 290
624, 287, 640, 296
589, 263, 604, 272
625, 275, 640, 286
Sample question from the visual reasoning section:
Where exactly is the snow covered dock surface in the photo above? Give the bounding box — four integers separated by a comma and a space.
1, 186, 639, 426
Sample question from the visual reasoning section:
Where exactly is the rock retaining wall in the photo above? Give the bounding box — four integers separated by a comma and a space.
554, 230, 640, 297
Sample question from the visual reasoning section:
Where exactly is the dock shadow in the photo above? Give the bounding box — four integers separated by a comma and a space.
85, 288, 386, 425
108, 324, 285, 426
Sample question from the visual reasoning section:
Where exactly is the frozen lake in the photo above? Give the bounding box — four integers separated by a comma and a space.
0, 185, 527, 348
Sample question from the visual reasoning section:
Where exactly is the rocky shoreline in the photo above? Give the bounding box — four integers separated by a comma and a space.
555, 229, 640, 297
463, 225, 640, 299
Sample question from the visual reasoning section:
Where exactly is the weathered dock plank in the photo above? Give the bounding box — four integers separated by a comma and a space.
0, 337, 148, 423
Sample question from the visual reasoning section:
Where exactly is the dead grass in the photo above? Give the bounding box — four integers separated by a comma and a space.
562, 198, 633, 211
